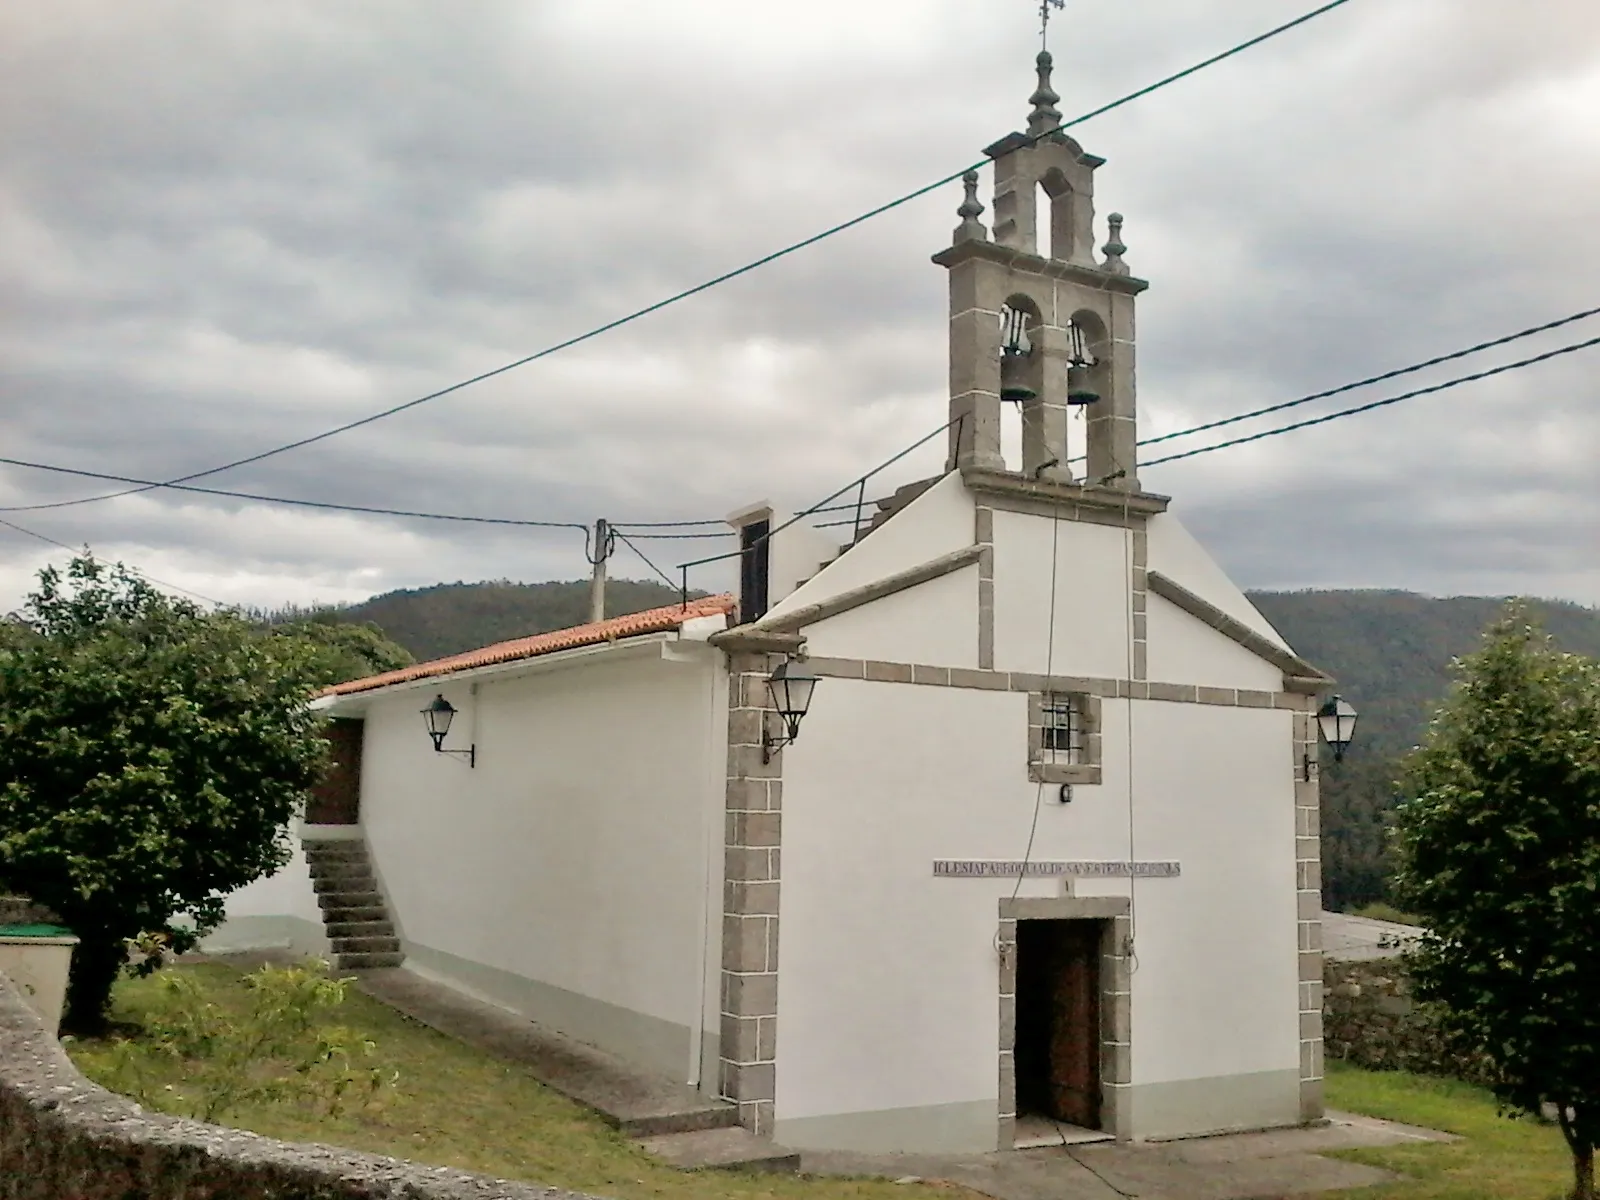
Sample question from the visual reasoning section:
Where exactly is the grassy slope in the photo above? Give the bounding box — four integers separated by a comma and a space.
1323, 1061, 1572, 1200
66, 965, 959, 1200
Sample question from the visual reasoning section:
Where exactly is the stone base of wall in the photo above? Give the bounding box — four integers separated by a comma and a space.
0, 970, 600, 1200
1323, 958, 1494, 1086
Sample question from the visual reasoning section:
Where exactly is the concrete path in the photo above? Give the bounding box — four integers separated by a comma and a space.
804, 1112, 1452, 1200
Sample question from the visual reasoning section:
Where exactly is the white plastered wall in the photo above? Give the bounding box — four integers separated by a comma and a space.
764, 471, 974, 624
1145, 513, 1291, 649
354, 643, 724, 1084
769, 491, 1305, 1150
208, 835, 329, 958
991, 511, 1131, 679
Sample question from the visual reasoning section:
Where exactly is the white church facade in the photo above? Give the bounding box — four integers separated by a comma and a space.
218, 53, 1333, 1153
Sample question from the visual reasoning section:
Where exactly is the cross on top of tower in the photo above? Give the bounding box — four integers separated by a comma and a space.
1038, 0, 1065, 51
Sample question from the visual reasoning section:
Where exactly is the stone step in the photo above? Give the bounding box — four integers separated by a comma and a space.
320, 904, 390, 925
634, 1127, 799, 1173
313, 874, 376, 893
620, 1100, 743, 1139
317, 890, 383, 909
331, 935, 400, 956
335, 951, 406, 970
324, 919, 395, 940
303, 843, 370, 862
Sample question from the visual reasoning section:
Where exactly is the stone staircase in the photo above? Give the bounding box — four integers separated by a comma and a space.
304, 837, 405, 970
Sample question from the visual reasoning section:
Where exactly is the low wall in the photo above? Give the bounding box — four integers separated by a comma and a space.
0, 970, 599, 1200
1323, 957, 1493, 1085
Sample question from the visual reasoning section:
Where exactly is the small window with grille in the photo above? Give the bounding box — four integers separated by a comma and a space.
1040, 693, 1084, 765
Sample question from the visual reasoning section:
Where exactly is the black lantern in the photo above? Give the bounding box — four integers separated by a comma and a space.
1065, 320, 1099, 406
762, 658, 819, 762
999, 304, 1037, 404
421, 693, 475, 767
1316, 695, 1359, 764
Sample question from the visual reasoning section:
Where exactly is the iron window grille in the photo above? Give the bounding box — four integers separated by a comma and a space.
1040, 693, 1084, 765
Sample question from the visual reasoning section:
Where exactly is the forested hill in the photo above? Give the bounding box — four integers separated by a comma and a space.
1245, 590, 1600, 758
337, 579, 698, 662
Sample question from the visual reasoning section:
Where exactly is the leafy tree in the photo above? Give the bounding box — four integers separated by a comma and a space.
0, 555, 327, 1034
1392, 609, 1600, 1200
264, 613, 413, 688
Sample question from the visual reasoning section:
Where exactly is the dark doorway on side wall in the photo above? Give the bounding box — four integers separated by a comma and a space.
1015, 918, 1103, 1129
305, 717, 364, 825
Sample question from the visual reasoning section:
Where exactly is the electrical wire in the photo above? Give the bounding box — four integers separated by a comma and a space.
1140, 333, 1600, 469
0, 515, 229, 608
611, 529, 679, 591
8, 0, 1358, 517
0, 456, 589, 530
1136, 303, 1600, 449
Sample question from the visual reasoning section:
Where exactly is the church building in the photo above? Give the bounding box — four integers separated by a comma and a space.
218, 53, 1333, 1154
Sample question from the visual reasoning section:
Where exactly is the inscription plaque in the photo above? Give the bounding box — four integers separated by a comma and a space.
932, 860, 1181, 878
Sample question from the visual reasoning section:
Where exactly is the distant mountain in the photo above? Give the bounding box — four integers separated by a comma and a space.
1245, 589, 1600, 911
337, 579, 705, 662
1245, 590, 1600, 758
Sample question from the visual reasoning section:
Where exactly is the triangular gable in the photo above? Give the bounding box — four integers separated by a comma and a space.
1146, 571, 1331, 692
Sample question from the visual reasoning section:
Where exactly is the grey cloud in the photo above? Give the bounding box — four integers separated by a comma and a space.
1, 0, 1597, 612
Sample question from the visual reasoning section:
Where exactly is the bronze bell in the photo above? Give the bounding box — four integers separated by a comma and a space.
999, 304, 1037, 404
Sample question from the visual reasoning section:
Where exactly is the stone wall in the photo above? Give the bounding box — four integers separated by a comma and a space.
1323, 957, 1493, 1085
0, 896, 59, 925
0, 969, 597, 1200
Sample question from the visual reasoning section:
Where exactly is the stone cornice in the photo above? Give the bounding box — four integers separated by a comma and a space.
961, 467, 1170, 518
930, 238, 1148, 295
1145, 570, 1333, 691
707, 627, 807, 655
757, 544, 984, 634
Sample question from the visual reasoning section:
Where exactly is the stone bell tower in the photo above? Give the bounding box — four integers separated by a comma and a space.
933, 51, 1148, 490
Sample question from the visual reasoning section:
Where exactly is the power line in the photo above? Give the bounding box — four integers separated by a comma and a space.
1137, 303, 1600, 450
8, 0, 1358, 517
1140, 333, 1600, 468
610, 530, 678, 591
0, 456, 589, 531
0, 515, 229, 608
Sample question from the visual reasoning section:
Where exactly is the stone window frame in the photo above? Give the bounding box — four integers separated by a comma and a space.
1028, 691, 1102, 786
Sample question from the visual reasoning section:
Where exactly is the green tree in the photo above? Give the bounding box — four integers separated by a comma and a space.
1392, 609, 1600, 1200
0, 556, 327, 1034
265, 613, 413, 688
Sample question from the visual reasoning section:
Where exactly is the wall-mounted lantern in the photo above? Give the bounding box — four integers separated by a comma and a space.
421, 694, 476, 768
998, 304, 1037, 404
1317, 695, 1358, 763
762, 659, 819, 763
1303, 694, 1358, 781
1065, 320, 1100, 406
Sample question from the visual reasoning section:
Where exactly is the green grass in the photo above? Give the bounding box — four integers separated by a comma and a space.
1322, 1060, 1575, 1199
1350, 903, 1424, 927
65, 963, 967, 1200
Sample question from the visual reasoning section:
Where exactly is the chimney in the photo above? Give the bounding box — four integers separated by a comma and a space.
726, 501, 773, 624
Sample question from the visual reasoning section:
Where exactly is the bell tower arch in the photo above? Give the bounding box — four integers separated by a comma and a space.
933, 51, 1148, 492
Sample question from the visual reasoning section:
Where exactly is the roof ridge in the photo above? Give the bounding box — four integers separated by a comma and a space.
321, 593, 736, 698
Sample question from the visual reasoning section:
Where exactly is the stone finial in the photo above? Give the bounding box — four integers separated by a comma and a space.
1102, 212, 1129, 274
953, 169, 988, 243
1027, 51, 1063, 140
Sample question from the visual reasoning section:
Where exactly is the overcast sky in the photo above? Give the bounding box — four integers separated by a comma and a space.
2, 0, 1597, 615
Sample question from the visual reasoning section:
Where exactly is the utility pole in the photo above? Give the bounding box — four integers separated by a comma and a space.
588, 518, 610, 624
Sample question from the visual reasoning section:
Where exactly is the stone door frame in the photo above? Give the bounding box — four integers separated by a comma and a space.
998, 895, 1132, 1147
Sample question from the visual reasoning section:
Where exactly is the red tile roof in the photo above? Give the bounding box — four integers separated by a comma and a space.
321, 594, 736, 698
